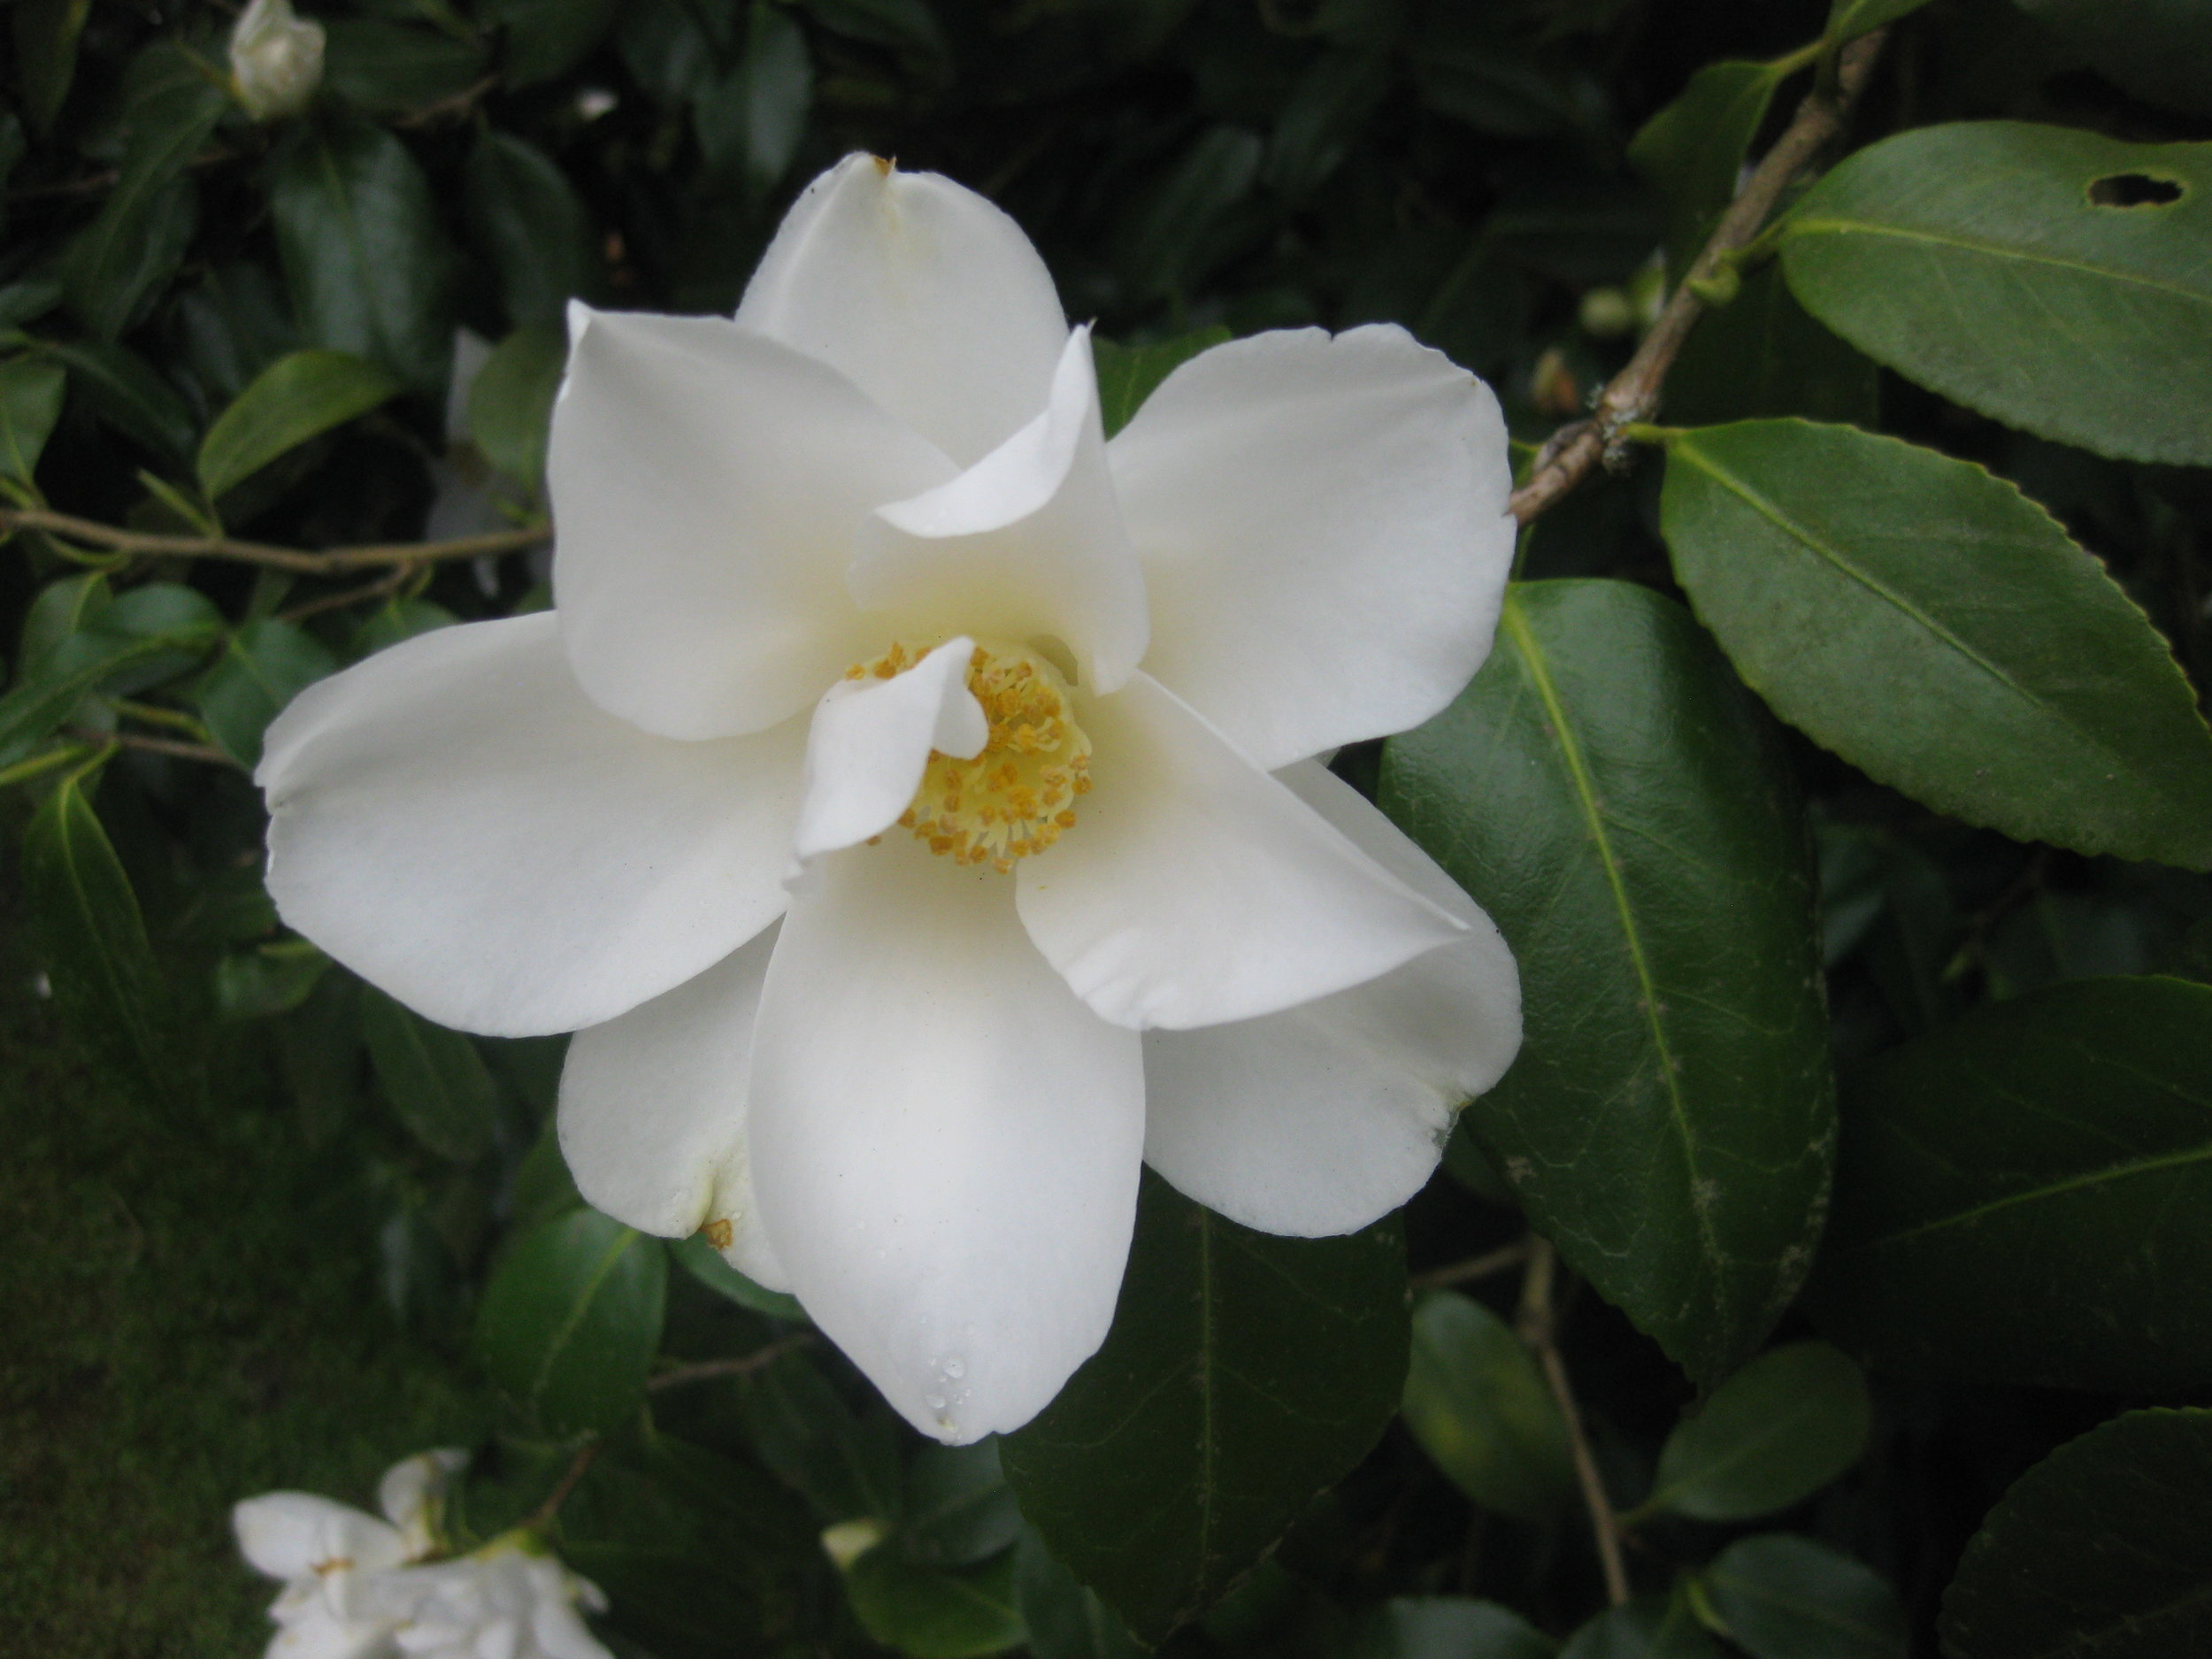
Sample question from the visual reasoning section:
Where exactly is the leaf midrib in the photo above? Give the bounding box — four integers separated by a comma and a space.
529, 1225, 639, 1407
1502, 599, 1720, 1272
1847, 1140, 2212, 1255
1785, 217, 2212, 309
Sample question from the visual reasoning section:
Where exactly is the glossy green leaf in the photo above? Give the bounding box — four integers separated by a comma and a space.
1778, 122, 2212, 465
18, 572, 111, 666
214, 940, 331, 1019
1660, 419, 2212, 869
194, 618, 340, 768
1090, 327, 1230, 439
322, 19, 491, 115
1941, 1408, 2212, 1659
359, 984, 499, 1163
902, 1441, 1022, 1570
1663, 266, 1878, 428
1629, 56, 1793, 286
0, 357, 68, 483
14, 0, 93, 133
1401, 1290, 1575, 1523
62, 49, 227, 340
843, 1543, 1025, 1659
1015, 1529, 1143, 1659
198, 350, 403, 501
22, 772, 179, 1102
42, 340, 197, 466
2014, 0, 2212, 117
1807, 976, 2212, 1393
1824, 0, 1934, 42
272, 115, 457, 393
1644, 1342, 1870, 1522
695, 4, 813, 194
463, 130, 596, 327
474, 1207, 667, 1438
1001, 1171, 1409, 1640
491, 0, 623, 86
1354, 1597, 1558, 1659
1379, 580, 1833, 1386
669, 1230, 806, 1322
1562, 1594, 1724, 1659
468, 321, 566, 488
0, 605, 221, 764
1699, 1534, 1907, 1659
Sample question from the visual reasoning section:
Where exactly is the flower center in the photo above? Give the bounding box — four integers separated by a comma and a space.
847, 639, 1093, 873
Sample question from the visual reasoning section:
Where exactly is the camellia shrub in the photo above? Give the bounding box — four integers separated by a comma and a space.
4, 0, 2209, 1655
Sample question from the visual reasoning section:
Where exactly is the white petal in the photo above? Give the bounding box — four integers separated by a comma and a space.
748, 838, 1144, 1443
549, 304, 955, 741
376, 1449, 468, 1552
1016, 673, 1468, 1031
851, 329, 1149, 695
265, 1599, 399, 1659
1141, 761, 1522, 1237
557, 926, 784, 1286
1109, 325, 1516, 769
234, 1494, 407, 1581
736, 154, 1069, 467
259, 614, 806, 1037
791, 639, 986, 862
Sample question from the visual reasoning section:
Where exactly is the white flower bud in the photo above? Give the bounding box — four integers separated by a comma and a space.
229, 0, 326, 123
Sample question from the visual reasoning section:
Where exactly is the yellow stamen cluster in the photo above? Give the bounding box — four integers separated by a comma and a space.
846, 640, 1093, 873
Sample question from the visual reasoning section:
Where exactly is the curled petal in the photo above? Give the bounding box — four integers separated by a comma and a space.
1017, 673, 1468, 1031
736, 154, 1069, 467
550, 304, 955, 741
1141, 762, 1522, 1237
558, 926, 789, 1289
260, 615, 805, 1037
375, 1449, 467, 1557
792, 638, 986, 862
853, 330, 1149, 695
1110, 325, 1515, 769
749, 839, 1144, 1442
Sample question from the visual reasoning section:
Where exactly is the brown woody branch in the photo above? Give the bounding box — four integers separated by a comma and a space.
1517, 1237, 1631, 1607
0, 507, 546, 576
1507, 29, 1888, 526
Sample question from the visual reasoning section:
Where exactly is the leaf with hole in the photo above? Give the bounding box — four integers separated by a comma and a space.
1380, 580, 1834, 1386
1940, 1408, 2212, 1659
1401, 1290, 1575, 1523
1660, 419, 2212, 869
1807, 976, 2212, 1393
1778, 122, 2212, 464
473, 1206, 667, 1438
1001, 1171, 1408, 1641
198, 350, 403, 502
1642, 1342, 1870, 1522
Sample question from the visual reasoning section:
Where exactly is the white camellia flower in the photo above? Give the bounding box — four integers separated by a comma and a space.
259, 154, 1522, 1444
229, 0, 326, 123
234, 1450, 613, 1659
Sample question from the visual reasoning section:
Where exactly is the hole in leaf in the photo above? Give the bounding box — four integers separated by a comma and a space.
2087, 173, 2185, 208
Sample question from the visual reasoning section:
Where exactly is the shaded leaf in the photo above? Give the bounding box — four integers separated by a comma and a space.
1825, 0, 1935, 42
1778, 122, 2212, 465
1090, 327, 1230, 439
1562, 1593, 1724, 1659
1808, 976, 2212, 1393
0, 357, 68, 484
467, 321, 565, 488
474, 1207, 667, 1438
741, 1347, 902, 1523
14, 0, 94, 133
198, 349, 403, 501
1401, 1290, 1575, 1523
1644, 1342, 1870, 1522
463, 129, 596, 327
1015, 1527, 1143, 1659
2014, 0, 2212, 117
1660, 419, 2212, 869
1001, 1171, 1408, 1641
1629, 56, 1793, 286
1699, 1534, 1907, 1659
901, 1441, 1021, 1570
42, 340, 197, 466
843, 1544, 1025, 1659
669, 1230, 806, 1322
695, 4, 814, 195
1663, 265, 1878, 428
491, 0, 624, 86
1380, 580, 1834, 1386
1353, 1596, 1558, 1659
194, 618, 339, 767
359, 983, 499, 1163
1940, 1408, 2212, 1659
323, 19, 491, 115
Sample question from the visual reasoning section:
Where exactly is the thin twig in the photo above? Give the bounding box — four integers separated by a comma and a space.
1508, 29, 1889, 526
0, 507, 548, 575
646, 1333, 814, 1393
523, 1440, 601, 1535
1517, 1238, 1630, 1606
392, 73, 502, 129
67, 726, 242, 768
280, 562, 419, 623
1412, 1239, 1532, 1290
